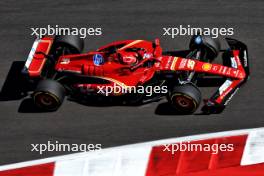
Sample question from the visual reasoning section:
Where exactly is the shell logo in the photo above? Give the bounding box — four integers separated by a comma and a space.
202, 63, 212, 71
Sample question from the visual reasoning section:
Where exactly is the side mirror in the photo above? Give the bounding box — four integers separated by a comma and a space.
153, 38, 162, 57
154, 38, 160, 47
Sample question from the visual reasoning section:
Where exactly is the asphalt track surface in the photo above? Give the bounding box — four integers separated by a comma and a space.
0, 0, 263, 165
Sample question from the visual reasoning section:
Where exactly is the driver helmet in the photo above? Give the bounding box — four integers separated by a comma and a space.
118, 51, 138, 65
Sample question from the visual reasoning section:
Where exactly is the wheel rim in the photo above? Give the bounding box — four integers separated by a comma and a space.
171, 94, 197, 112
176, 96, 192, 107
34, 92, 60, 110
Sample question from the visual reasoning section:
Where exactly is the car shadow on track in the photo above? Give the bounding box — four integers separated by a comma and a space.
0, 61, 45, 113
0, 61, 29, 101
18, 98, 48, 113
155, 102, 210, 116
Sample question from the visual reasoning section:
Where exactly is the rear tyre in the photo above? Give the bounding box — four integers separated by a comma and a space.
53, 35, 84, 55
168, 84, 201, 114
33, 80, 65, 111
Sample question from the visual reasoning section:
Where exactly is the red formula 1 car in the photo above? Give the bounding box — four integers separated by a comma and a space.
20, 35, 249, 114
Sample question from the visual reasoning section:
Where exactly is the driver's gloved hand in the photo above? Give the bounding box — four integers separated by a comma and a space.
201, 99, 225, 114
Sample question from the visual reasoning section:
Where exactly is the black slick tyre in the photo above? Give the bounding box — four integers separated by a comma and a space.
33, 79, 65, 111
169, 84, 201, 114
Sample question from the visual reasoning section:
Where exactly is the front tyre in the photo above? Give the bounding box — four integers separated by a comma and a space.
189, 35, 220, 62
33, 80, 65, 111
168, 84, 201, 114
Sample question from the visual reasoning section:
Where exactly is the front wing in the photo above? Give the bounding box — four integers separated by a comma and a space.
161, 38, 249, 113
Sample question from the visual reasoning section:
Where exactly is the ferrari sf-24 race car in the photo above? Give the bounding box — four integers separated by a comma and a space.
21, 35, 249, 114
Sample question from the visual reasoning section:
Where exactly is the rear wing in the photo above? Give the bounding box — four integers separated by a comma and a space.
22, 37, 53, 77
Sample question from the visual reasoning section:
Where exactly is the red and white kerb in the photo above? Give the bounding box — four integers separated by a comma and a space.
0, 128, 263, 176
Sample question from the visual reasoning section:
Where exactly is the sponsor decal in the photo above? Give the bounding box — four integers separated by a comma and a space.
154, 56, 162, 68
232, 70, 239, 77
143, 53, 153, 59
170, 57, 178, 70
222, 66, 227, 74
179, 59, 187, 69
219, 79, 232, 95
165, 56, 173, 69
187, 60, 195, 69
93, 54, 104, 66
212, 65, 218, 71
243, 50, 248, 67
227, 68, 231, 75
231, 57, 237, 68
60, 58, 70, 64
224, 88, 239, 105
218, 66, 223, 73
202, 63, 212, 71
220, 87, 233, 100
